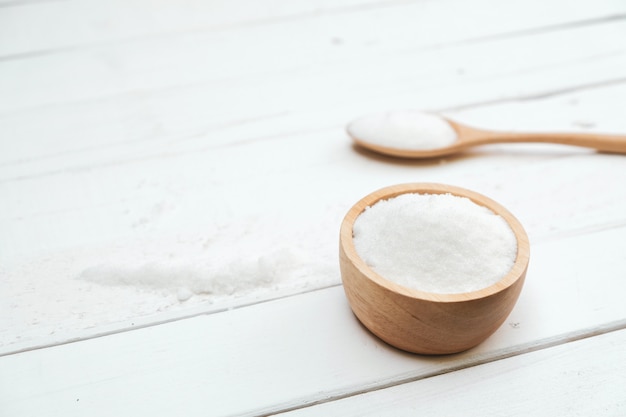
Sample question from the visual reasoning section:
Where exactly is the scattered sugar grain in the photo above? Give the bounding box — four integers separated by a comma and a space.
348, 110, 458, 150
176, 287, 194, 302
352, 193, 517, 294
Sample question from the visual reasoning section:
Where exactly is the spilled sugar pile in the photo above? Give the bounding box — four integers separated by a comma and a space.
78, 248, 308, 302
2, 239, 336, 350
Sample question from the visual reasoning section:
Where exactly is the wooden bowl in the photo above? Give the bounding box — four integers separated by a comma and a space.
339, 183, 530, 355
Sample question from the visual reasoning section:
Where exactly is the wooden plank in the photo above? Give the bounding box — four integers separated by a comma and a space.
280, 328, 626, 416
1, 0, 624, 58
0, 0, 382, 55
1, 223, 626, 415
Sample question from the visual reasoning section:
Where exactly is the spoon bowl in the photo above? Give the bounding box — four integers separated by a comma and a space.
347, 110, 626, 158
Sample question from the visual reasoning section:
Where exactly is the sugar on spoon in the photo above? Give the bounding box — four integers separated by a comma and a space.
347, 110, 626, 158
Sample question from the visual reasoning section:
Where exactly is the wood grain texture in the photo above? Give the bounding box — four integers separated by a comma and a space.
340, 183, 529, 354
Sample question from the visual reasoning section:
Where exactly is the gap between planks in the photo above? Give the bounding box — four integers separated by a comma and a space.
422, 12, 626, 52
1, 6, 625, 63
261, 319, 626, 417
270, 328, 626, 416
2, 221, 626, 415
3, 220, 626, 358
440, 76, 626, 112
0, 0, 65, 8
0, 0, 416, 61
0, 283, 342, 358
3, 75, 626, 186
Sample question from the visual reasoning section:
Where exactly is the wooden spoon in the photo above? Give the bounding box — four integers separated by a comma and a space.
347, 110, 626, 159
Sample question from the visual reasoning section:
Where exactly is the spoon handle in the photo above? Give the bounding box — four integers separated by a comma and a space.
470, 130, 626, 154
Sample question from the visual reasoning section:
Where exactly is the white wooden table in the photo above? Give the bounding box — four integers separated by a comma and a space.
2, 0, 626, 415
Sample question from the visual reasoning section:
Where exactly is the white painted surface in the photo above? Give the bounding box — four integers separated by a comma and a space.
1, 224, 626, 415
281, 329, 626, 416
1, 0, 626, 415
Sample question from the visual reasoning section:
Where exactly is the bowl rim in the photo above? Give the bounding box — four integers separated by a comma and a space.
340, 183, 530, 302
